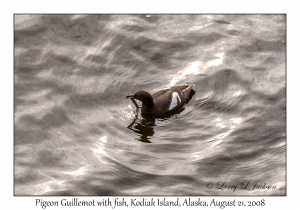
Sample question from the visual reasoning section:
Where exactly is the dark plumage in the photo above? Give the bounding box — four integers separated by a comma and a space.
125, 84, 195, 118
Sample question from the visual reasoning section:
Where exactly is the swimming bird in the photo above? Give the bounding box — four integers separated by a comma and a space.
125, 84, 195, 118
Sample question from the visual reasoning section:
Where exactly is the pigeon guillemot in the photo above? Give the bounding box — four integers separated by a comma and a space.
125, 84, 195, 118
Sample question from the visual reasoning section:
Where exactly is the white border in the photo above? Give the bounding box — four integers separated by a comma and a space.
3, 0, 297, 209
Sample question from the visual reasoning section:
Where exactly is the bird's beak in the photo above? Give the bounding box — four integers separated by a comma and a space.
124, 95, 134, 99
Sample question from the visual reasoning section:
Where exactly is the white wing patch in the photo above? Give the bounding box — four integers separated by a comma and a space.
169, 92, 181, 110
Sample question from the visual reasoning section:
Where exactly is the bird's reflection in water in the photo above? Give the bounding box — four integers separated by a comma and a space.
128, 116, 155, 143
127, 109, 188, 143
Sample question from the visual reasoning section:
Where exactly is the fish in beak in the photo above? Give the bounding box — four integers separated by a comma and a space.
124, 95, 134, 99
124, 95, 139, 109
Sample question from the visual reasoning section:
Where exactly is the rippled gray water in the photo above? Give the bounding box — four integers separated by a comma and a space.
14, 14, 286, 195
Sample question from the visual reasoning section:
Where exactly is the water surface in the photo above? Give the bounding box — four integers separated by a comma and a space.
14, 14, 286, 195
